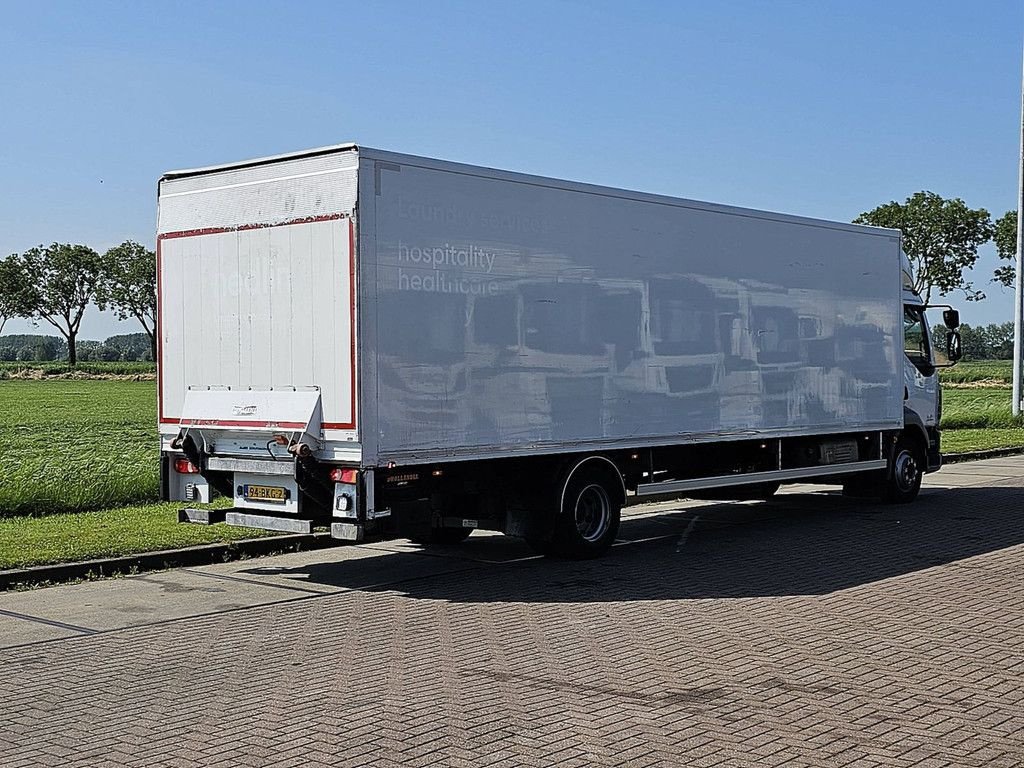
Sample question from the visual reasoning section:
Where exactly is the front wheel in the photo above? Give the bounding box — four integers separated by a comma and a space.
882, 436, 923, 504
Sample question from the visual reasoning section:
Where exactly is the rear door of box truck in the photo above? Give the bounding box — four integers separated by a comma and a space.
157, 147, 360, 509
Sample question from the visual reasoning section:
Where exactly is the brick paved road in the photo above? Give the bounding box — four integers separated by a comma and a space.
1, 458, 1023, 767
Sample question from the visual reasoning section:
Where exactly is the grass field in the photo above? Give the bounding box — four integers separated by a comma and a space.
941, 388, 1024, 430
0, 378, 278, 568
936, 360, 1024, 450
0, 380, 160, 516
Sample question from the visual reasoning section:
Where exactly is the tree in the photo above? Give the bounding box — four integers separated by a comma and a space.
854, 192, 993, 304
993, 210, 1017, 288
0, 254, 31, 336
0, 260, 13, 336
0, 334, 66, 362
103, 332, 150, 361
76, 340, 103, 362
97, 241, 157, 361
984, 321, 1015, 359
956, 324, 987, 360
15, 243, 105, 366
944, 322, 1017, 360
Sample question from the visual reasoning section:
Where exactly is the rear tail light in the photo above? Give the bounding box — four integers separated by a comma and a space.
330, 468, 358, 484
174, 457, 200, 474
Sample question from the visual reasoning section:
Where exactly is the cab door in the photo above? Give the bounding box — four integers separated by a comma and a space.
903, 304, 938, 427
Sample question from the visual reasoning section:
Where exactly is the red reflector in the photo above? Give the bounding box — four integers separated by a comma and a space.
330, 468, 358, 484
174, 458, 199, 474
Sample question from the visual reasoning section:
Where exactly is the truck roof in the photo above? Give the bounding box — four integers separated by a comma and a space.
161, 142, 901, 240
161, 142, 359, 179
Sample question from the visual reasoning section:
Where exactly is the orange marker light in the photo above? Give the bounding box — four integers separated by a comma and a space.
330, 468, 358, 484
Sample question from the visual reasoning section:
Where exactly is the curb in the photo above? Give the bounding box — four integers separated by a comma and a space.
0, 532, 338, 591
942, 446, 1024, 464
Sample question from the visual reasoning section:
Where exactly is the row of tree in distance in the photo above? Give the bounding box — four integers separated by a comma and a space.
0, 242, 155, 365
929, 323, 1016, 361
0, 192, 1017, 367
0, 333, 153, 362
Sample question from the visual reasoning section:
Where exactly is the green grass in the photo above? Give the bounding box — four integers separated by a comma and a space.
940, 388, 1024, 430
938, 383, 1024, 452
931, 360, 1024, 451
0, 500, 275, 570
0, 379, 281, 570
941, 428, 1024, 454
0, 380, 160, 516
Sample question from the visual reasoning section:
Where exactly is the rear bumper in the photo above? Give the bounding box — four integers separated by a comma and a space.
166, 446, 368, 540
224, 511, 313, 534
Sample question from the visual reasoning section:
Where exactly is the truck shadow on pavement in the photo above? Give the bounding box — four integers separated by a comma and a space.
240, 484, 1024, 602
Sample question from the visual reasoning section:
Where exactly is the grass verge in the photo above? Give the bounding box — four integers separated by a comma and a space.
941, 428, 1024, 454
0, 500, 276, 570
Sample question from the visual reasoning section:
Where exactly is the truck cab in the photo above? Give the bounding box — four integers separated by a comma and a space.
896, 254, 961, 488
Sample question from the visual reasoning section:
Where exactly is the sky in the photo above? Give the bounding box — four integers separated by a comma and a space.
1, 0, 1022, 338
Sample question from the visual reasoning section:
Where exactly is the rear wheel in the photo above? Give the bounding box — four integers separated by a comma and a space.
537, 463, 623, 559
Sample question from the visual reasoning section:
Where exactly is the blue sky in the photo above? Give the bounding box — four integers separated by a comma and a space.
1, 0, 1021, 338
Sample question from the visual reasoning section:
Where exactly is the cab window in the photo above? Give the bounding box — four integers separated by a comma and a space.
903, 305, 931, 370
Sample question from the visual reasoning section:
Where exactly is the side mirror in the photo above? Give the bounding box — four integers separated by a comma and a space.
943, 308, 961, 329
946, 330, 963, 362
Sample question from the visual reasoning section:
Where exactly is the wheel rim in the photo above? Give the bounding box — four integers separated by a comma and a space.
575, 484, 610, 542
893, 449, 919, 493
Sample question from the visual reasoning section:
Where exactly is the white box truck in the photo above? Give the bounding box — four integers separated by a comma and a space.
158, 143, 961, 557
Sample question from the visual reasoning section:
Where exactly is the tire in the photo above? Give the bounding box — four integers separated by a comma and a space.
542, 464, 622, 559
882, 436, 924, 504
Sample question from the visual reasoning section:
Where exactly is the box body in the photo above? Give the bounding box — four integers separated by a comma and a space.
158, 145, 903, 469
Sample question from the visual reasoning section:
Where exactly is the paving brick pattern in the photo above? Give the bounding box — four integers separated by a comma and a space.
1, 479, 1023, 766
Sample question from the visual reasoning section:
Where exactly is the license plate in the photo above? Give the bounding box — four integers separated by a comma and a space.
244, 484, 289, 502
